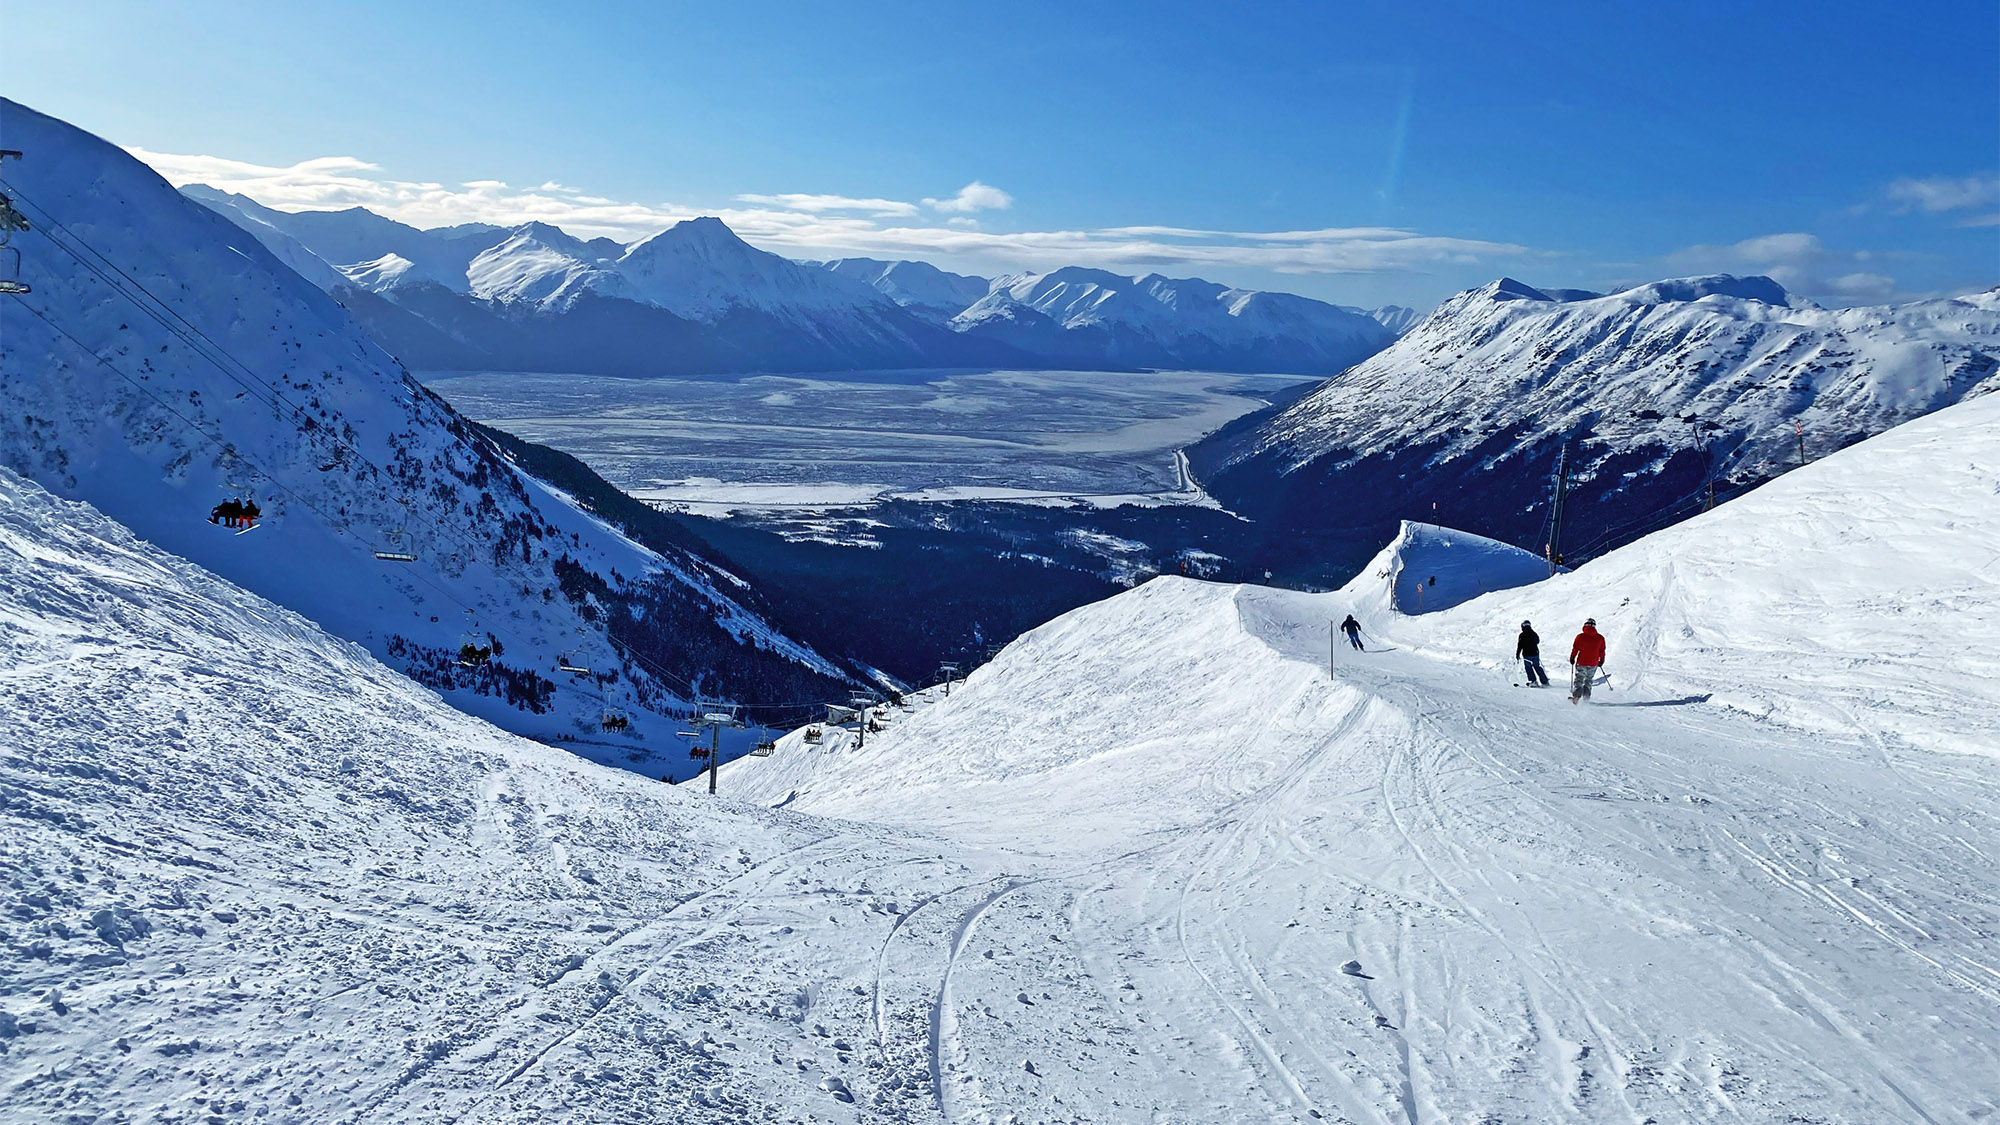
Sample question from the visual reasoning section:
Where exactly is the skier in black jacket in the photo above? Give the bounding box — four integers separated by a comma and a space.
1340, 614, 1364, 651
1516, 621, 1549, 686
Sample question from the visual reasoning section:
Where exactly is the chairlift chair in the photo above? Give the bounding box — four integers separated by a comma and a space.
599, 708, 630, 734
557, 652, 592, 674
0, 170, 29, 295
373, 527, 418, 562
456, 631, 493, 668
804, 725, 824, 744
0, 246, 27, 295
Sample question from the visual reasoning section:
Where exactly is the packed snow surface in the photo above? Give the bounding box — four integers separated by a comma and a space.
8, 363, 2000, 1121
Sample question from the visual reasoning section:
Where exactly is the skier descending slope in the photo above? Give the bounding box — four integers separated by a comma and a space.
1340, 613, 1364, 651
1516, 620, 1550, 686
1568, 617, 1606, 703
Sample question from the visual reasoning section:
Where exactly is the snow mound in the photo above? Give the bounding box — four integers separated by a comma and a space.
1614, 273, 1793, 307
1340, 520, 1552, 618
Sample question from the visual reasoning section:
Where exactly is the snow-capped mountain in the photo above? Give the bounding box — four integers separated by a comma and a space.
182, 191, 1402, 376
0, 98, 853, 758
1364, 302, 1422, 335
1189, 273, 2000, 582
612, 216, 898, 320
954, 266, 1396, 373
816, 255, 993, 320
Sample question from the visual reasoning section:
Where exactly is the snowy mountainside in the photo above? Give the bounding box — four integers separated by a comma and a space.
955, 265, 1395, 374
1189, 272, 2000, 582
726, 391, 2000, 1121
0, 467, 987, 1122
1413, 388, 2000, 756
0, 98, 852, 757
816, 255, 993, 319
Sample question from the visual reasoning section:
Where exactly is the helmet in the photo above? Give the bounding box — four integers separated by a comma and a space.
1521, 621, 1532, 628
1584, 618, 1596, 626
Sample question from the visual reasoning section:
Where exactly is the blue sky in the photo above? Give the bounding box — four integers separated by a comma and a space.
6, 0, 1996, 308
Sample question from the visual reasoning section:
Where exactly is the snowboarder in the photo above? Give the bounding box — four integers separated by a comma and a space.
1340, 614, 1364, 651
239, 499, 260, 528
1568, 618, 1606, 703
1516, 621, 1549, 686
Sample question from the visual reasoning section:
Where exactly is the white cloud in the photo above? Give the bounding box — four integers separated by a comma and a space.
1885, 173, 2000, 214
924, 181, 1013, 214
129, 146, 1530, 281
734, 192, 919, 217
1666, 231, 1900, 304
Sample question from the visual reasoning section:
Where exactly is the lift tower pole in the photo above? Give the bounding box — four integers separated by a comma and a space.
1546, 439, 1571, 577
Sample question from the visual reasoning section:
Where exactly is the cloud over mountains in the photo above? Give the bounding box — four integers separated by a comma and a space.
129, 146, 1528, 281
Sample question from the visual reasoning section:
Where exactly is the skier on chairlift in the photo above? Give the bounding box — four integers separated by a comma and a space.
1568, 618, 1606, 703
208, 499, 241, 527
1340, 614, 1364, 651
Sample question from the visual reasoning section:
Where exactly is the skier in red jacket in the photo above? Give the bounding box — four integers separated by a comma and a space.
1568, 619, 1606, 704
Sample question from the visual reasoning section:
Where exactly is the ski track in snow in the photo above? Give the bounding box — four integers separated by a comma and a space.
10, 398, 2000, 1122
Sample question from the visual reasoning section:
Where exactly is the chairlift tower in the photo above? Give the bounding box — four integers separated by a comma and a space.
691, 706, 745, 794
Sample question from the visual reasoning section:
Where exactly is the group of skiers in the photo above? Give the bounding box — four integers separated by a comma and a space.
1339, 612, 1608, 704
207, 497, 261, 529
1518, 618, 1606, 703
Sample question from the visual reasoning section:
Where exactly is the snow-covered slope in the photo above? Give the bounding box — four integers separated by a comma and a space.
0, 466, 992, 1122
816, 256, 993, 320
1411, 387, 2000, 755
955, 265, 1395, 373
723, 393, 2000, 1121
0, 98, 850, 757
1190, 272, 2000, 581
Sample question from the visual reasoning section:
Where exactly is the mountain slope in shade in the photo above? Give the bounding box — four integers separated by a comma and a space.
955, 265, 1396, 374
1188, 273, 2000, 582
0, 97, 853, 759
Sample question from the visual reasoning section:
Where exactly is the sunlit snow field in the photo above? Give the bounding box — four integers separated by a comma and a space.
424, 368, 1311, 512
